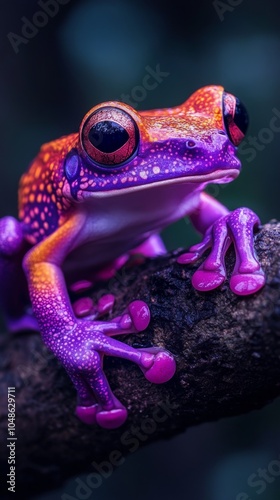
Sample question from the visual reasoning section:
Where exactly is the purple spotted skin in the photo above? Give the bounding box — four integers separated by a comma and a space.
67, 132, 239, 198
0, 85, 265, 428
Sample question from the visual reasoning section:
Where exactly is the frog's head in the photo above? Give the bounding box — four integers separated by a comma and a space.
64, 85, 249, 199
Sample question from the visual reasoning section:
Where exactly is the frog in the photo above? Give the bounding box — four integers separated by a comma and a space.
0, 85, 265, 429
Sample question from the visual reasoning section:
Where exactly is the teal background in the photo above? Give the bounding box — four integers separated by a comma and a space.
1, 0, 280, 498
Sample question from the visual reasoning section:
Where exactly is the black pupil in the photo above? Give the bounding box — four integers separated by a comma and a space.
88, 120, 129, 153
233, 98, 249, 136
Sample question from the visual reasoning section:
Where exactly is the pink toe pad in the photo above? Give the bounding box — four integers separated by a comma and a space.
76, 404, 98, 425
142, 351, 176, 384
128, 300, 150, 331
230, 273, 265, 295
192, 270, 225, 291
177, 252, 198, 264
97, 294, 115, 314
73, 297, 94, 317
96, 408, 128, 429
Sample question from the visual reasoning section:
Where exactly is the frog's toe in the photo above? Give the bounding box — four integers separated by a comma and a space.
74, 378, 128, 428
76, 404, 98, 425
76, 401, 128, 429
192, 269, 226, 292
230, 272, 265, 296
177, 251, 199, 264
73, 297, 95, 318
73, 294, 116, 320
76, 398, 128, 430
140, 349, 176, 384
177, 233, 212, 265
96, 407, 128, 429
97, 294, 115, 314
127, 300, 150, 331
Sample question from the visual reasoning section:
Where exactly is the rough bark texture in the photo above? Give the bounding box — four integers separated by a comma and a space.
1, 221, 280, 498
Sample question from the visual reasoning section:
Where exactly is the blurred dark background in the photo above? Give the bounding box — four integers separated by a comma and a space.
1, 0, 280, 498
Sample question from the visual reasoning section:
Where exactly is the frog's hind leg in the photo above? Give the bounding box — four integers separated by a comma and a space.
95, 234, 167, 281
130, 234, 167, 258
0, 216, 39, 332
69, 235, 167, 294
23, 212, 176, 429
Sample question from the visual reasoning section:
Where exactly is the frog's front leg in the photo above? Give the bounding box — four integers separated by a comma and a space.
23, 212, 175, 429
177, 192, 265, 295
0, 216, 39, 332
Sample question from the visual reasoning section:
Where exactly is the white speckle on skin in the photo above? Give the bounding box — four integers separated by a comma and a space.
140, 171, 148, 180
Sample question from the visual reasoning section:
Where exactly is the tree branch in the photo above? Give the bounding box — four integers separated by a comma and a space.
1, 221, 280, 497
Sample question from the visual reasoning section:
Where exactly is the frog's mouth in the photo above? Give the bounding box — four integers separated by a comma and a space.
80, 168, 239, 199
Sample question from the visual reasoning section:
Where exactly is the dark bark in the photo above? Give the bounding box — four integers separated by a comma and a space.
1, 221, 280, 498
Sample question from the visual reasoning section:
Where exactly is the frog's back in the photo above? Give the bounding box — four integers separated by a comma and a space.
18, 133, 78, 245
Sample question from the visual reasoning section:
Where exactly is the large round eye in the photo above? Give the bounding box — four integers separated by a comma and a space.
80, 106, 139, 167
222, 92, 249, 146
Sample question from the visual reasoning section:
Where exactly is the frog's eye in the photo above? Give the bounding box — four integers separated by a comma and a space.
222, 92, 249, 146
80, 106, 139, 166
